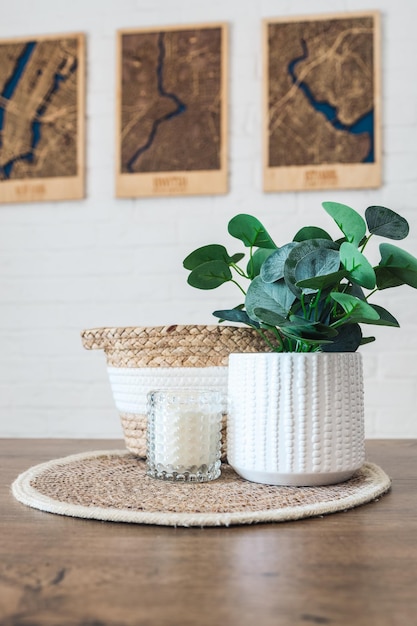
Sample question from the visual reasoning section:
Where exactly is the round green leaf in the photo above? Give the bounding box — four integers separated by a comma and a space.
378, 243, 417, 288
321, 324, 363, 352
187, 260, 232, 290
247, 248, 275, 279
284, 239, 338, 296
231, 253, 245, 264
340, 242, 376, 289
260, 243, 297, 283
252, 307, 287, 327
368, 305, 399, 327
330, 292, 380, 323
228, 214, 276, 249
374, 266, 405, 290
246, 276, 296, 321
183, 245, 233, 270
365, 206, 409, 240
322, 201, 366, 246
388, 267, 417, 289
293, 226, 333, 242
212, 309, 259, 327
379, 243, 417, 270
286, 316, 338, 338
296, 269, 348, 291
360, 336, 376, 346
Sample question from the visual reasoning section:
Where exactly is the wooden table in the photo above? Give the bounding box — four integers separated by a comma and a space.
1, 439, 416, 626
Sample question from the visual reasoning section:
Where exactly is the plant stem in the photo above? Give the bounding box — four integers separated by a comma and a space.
330, 313, 352, 329
231, 279, 247, 296
365, 288, 378, 300
360, 234, 373, 254
245, 245, 258, 280
300, 293, 307, 319
255, 327, 283, 352
231, 263, 248, 278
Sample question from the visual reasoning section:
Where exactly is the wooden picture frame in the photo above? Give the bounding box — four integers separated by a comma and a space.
116, 23, 228, 198
263, 12, 381, 192
0, 33, 85, 203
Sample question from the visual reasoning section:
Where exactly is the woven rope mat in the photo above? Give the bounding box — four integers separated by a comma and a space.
11, 450, 391, 528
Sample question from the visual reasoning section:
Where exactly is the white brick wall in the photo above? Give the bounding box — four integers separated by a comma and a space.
1, 0, 417, 438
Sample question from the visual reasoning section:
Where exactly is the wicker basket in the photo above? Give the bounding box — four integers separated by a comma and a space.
81, 325, 271, 459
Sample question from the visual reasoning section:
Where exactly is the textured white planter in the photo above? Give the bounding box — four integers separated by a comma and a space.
227, 352, 365, 486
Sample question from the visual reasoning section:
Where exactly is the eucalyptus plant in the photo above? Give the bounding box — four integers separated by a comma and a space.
183, 202, 417, 352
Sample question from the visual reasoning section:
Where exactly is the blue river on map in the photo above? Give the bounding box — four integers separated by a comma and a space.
288, 39, 374, 163
0, 41, 74, 179
127, 32, 187, 172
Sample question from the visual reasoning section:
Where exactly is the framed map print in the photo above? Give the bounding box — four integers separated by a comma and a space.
116, 23, 228, 197
0, 33, 85, 203
263, 12, 381, 192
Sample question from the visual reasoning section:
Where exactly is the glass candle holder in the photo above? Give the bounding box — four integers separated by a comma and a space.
146, 389, 223, 482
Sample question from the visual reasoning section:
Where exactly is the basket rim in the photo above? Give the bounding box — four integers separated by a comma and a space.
80, 324, 267, 356
81, 324, 229, 335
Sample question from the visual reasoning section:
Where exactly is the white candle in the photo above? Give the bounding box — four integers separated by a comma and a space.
147, 389, 223, 481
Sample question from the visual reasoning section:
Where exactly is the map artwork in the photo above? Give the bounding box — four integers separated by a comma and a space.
116, 23, 228, 197
0, 34, 85, 203
264, 12, 381, 192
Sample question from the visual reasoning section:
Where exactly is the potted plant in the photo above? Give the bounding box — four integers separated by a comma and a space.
183, 202, 417, 485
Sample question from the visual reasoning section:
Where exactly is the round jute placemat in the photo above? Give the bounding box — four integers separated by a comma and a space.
11, 451, 391, 527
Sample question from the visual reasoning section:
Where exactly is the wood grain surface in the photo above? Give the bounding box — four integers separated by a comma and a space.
1, 439, 416, 626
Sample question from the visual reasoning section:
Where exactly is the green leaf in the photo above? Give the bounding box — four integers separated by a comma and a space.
360, 336, 376, 346
228, 214, 276, 249
378, 243, 417, 288
387, 267, 417, 289
374, 266, 405, 290
260, 243, 298, 283
379, 243, 417, 270
365, 206, 409, 240
183, 244, 235, 270
375, 266, 417, 290
286, 316, 338, 338
246, 276, 296, 321
253, 309, 336, 344
368, 305, 399, 327
296, 269, 348, 291
247, 248, 275, 279
330, 292, 380, 323
293, 226, 333, 242
251, 307, 287, 327
284, 239, 338, 296
340, 242, 376, 289
212, 309, 259, 327
187, 260, 232, 290
346, 283, 366, 300
231, 253, 245, 264
322, 324, 363, 352
322, 201, 366, 246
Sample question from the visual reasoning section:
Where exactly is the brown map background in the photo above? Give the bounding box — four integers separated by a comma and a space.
0, 37, 79, 181
268, 16, 374, 167
120, 28, 222, 174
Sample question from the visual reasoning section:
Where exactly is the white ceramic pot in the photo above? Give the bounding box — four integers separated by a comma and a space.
227, 352, 365, 486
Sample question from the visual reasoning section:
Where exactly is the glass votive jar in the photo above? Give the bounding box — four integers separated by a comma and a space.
146, 388, 223, 482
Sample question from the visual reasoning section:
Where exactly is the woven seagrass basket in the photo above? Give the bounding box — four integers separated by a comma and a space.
81, 325, 271, 459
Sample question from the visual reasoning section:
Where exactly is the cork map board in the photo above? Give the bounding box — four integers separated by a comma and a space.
116, 23, 228, 197
263, 12, 381, 192
0, 33, 85, 203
